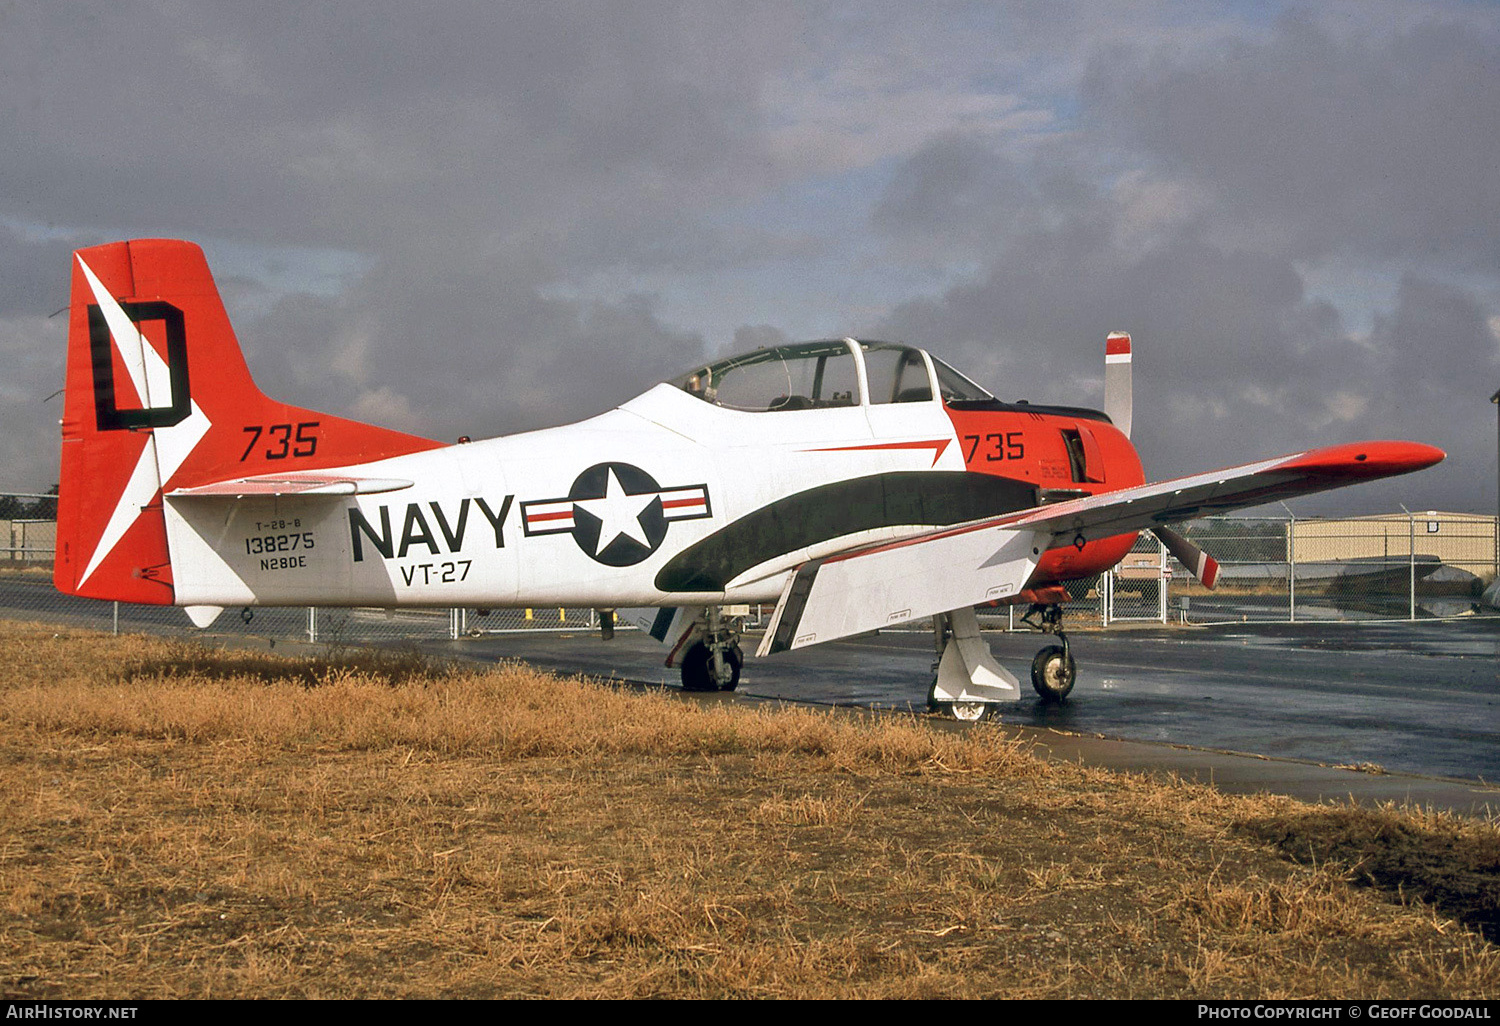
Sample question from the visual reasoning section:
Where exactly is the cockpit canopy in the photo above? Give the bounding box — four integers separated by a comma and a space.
669, 338, 991, 412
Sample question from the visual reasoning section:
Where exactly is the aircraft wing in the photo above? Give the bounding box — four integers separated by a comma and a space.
167, 473, 415, 498
757, 440, 1443, 656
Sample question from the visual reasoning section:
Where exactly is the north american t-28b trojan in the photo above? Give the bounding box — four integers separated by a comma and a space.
54, 240, 1445, 718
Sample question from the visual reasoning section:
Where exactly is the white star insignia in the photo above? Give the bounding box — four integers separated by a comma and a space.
574, 468, 654, 555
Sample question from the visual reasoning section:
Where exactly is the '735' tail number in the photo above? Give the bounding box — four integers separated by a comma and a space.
241, 422, 320, 461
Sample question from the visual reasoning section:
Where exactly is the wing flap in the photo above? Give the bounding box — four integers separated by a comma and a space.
757, 525, 1040, 655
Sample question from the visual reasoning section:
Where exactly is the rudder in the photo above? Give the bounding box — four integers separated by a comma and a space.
55, 239, 441, 602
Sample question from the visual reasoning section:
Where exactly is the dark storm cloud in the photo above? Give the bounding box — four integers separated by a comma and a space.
870, 130, 1494, 513
0, 1, 1494, 518
0, 227, 103, 493
871, 135, 1048, 257
1346, 275, 1499, 513
244, 249, 707, 441
0, 1, 808, 484
1083, 14, 1500, 267
0, 226, 88, 318
868, 11, 1499, 513
0, 2, 796, 248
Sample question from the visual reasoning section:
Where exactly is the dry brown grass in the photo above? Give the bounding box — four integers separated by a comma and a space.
0, 621, 1496, 999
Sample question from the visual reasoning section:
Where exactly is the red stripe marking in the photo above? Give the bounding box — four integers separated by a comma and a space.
1106, 333, 1131, 356
528, 510, 573, 523
802, 438, 952, 467
661, 497, 704, 509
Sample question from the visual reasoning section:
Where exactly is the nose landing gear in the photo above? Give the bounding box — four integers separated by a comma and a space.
1021, 603, 1075, 702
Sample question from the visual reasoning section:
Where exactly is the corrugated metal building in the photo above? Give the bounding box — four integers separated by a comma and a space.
3, 519, 57, 565
1292, 511, 1497, 581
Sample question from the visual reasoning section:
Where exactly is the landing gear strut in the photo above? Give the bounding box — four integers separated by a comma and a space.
680, 605, 744, 692
926, 606, 1020, 720
1021, 603, 1075, 702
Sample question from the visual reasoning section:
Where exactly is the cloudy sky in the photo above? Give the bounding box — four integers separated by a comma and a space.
2, 1, 1496, 515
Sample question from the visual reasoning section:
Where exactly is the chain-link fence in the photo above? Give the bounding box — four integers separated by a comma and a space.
1, 487, 617, 643
0, 563, 613, 643
1, 495, 1494, 641
1144, 513, 1497, 625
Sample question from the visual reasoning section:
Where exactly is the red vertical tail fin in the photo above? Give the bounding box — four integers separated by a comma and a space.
55, 239, 441, 602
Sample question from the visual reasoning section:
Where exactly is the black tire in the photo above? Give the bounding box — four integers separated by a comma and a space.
681, 641, 742, 692
1030, 644, 1076, 702
926, 678, 996, 721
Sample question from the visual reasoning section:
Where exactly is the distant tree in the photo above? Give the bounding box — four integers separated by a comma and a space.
0, 485, 58, 522
1181, 517, 1287, 563
30, 486, 58, 521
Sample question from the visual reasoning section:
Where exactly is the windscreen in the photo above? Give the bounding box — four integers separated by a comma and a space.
930, 355, 993, 401
670, 341, 861, 412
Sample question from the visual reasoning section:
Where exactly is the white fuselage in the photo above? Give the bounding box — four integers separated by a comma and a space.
163, 384, 969, 610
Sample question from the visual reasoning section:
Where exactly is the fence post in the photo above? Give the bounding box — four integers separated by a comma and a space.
1409, 509, 1417, 621
307, 607, 317, 644
1158, 538, 1168, 623
1287, 511, 1296, 623
112, 601, 119, 636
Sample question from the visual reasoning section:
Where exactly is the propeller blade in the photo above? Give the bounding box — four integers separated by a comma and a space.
1152, 525, 1219, 590
1104, 331, 1132, 439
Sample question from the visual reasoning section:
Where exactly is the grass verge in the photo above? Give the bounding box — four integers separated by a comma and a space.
1, 622, 1495, 998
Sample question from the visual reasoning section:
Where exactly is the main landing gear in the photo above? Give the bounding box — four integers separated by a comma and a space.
680, 605, 744, 692
926, 606, 1019, 721
927, 602, 1077, 720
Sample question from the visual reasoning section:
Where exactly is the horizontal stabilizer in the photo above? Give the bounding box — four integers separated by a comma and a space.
168, 474, 415, 498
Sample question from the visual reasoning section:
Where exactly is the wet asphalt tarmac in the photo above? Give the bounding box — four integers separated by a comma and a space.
448, 617, 1500, 816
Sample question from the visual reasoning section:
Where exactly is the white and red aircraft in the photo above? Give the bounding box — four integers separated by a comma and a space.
54, 240, 1444, 718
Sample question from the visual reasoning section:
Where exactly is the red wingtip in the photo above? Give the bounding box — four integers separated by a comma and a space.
1277, 441, 1445, 479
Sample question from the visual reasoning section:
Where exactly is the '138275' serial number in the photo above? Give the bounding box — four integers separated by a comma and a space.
246, 532, 315, 555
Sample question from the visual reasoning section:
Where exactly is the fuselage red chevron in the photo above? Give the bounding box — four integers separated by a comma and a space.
54, 239, 1443, 709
